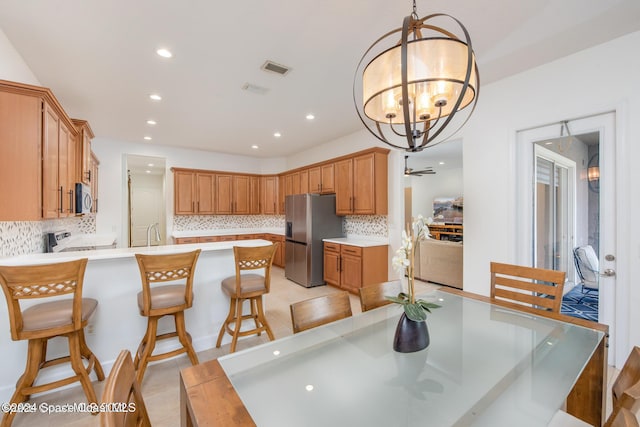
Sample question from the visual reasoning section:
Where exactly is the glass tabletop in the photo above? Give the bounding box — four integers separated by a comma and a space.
218, 290, 604, 427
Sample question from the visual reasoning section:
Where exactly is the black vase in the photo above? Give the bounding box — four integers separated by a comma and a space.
393, 312, 430, 353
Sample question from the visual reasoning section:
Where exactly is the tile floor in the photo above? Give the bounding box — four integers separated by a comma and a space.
7, 268, 618, 426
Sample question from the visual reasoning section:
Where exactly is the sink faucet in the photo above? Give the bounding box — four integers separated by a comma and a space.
146, 223, 161, 247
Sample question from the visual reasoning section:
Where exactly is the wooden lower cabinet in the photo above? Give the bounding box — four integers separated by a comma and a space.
323, 242, 388, 293
175, 233, 285, 268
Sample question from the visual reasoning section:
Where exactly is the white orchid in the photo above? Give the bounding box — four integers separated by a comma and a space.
388, 215, 439, 321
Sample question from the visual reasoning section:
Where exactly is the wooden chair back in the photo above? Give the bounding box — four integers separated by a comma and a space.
0, 258, 88, 340
609, 346, 640, 424
135, 250, 201, 316
358, 280, 402, 312
232, 244, 277, 294
490, 262, 566, 313
101, 350, 151, 427
290, 291, 352, 334
608, 408, 639, 427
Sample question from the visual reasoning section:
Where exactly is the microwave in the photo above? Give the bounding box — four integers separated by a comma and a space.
75, 183, 93, 214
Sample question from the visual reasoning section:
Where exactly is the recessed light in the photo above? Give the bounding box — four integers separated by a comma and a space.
306, 114, 315, 120
146, 120, 157, 125
147, 163, 154, 167
274, 132, 281, 138
305, 385, 314, 392
156, 48, 173, 58
144, 136, 152, 141
145, 170, 151, 174
149, 94, 162, 101
251, 145, 259, 149
439, 161, 445, 165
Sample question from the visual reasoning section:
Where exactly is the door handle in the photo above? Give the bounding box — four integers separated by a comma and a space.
59, 186, 64, 213
601, 268, 616, 277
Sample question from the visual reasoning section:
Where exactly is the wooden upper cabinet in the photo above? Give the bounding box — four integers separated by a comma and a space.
215, 173, 252, 214
42, 103, 76, 218
196, 173, 215, 214
335, 150, 388, 216
321, 163, 335, 193
309, 163, 335, 194
335, 158, 354, 215
0, 90, 42, 220
261, 176, 278, 215
174, 170, 196, 215
233, 175, 251, 214
299, 169, 309, 194
250, 175, 261, 214
71, 119, 93, 185
308, 167, 321, 193
278, 175, 285, 214
215, 174, 233, 214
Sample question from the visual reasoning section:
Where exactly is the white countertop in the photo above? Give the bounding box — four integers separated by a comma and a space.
0, 239, 273, 266
322, 237, 388, 247
172, 228, 285, 238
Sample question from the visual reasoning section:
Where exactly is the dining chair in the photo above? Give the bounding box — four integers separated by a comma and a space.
216, 244, 277, 353
101, 349, 151, 427
548, 346, 640, 427
608, 346, 640, 426
490, 262, 566, 313
549, 407, 639, 427
0, 259, 105, 427
290, 291, 352, 333
134, 249, 201, 383
358, 280, 402, 312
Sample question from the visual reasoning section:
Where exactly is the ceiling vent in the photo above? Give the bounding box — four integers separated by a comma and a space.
261, 60, 291, 76
241, 83, 269, 95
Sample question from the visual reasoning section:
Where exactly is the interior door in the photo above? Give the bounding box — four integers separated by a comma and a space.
516, 112, 620, 365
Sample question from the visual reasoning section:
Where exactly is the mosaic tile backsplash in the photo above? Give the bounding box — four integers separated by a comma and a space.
173, 215, 286, 231
173, 214, 388, 238
0, 215, 96, 258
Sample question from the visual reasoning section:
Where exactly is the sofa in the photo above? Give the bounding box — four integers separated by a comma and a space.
414, 238, 463, 289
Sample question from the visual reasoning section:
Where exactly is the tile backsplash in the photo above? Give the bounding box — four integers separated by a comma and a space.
173, 214, 388, 238
173, 215, 286, 231
0, 215, 96, 258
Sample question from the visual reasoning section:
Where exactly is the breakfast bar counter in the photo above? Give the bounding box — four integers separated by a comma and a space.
0, 239, 273, 402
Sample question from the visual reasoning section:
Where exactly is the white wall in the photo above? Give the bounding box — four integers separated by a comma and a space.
0, 27, 39, 84
460, 31, 640, 366
407, 168, 463, 219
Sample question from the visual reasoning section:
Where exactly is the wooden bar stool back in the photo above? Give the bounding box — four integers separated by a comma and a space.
290, 291, 352, 333
101, 350, 151, 427
134, 249, 201, 383
0, 258, 105, 427
490, 262, 566, 313
216, 244, 277, 353
358, 280, 402, 312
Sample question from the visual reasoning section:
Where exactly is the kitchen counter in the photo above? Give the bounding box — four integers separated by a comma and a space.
0, 239, 273, 402
322, 237, 389, 247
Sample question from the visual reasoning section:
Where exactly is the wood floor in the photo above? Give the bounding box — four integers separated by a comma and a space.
7, 268, 619, 426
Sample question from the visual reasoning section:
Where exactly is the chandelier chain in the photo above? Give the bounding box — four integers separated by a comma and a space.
411, 0, 419, 19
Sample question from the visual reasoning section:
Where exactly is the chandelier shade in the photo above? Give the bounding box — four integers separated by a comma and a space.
354, 6, 479, 152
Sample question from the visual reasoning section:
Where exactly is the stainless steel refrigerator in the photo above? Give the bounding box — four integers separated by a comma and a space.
285, 194, 343, 287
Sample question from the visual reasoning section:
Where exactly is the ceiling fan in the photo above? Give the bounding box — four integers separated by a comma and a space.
404, 155, 435, 176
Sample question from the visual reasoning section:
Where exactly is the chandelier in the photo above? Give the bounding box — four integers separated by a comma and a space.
354, 1, 480, 152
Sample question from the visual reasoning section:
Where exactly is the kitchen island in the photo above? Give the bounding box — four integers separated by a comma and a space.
0, 239, 273, 402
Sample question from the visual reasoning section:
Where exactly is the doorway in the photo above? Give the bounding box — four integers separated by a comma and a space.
516, 112, 618, 365
126, 155, 166, 247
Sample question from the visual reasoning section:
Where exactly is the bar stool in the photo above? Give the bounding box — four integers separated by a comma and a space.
0, 258, 104, 427
134, 249, 201, 383
216, 244, 277, 353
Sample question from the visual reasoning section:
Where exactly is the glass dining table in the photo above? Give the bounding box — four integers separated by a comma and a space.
179, 289, 608, 427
